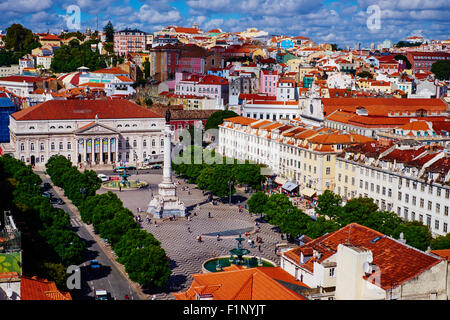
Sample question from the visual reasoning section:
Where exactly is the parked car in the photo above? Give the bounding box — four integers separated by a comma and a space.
42, 182, 51, 190
90, 259, 101, 272
97, 174, 109, 182
42, 191, 52, 198
150, 164, 162, 169
94, 289, 109, 300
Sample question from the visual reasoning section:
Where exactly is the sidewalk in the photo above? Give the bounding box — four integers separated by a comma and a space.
39, 172, 150, 300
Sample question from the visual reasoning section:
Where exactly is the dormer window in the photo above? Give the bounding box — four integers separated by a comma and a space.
50, 126, 55, 129
58, 126, 64, 129
29, 126, 35, 130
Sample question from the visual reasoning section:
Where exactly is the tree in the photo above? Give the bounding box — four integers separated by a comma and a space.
104, 21, 115, 43
337, 197, 379, 226
365, 210, 403, 236
143, 59, 150, 79
357, 71, 373, 79
315, 190, 342, 219
264, 193, 294, 225
247, 191, 268, 216
279, 208, 311, 239
431, 60, 450, 81
196, 166, 213, 190
5, 24, 39, 53
114, 229, 160, 264
393, 221, 432, 252
305, 216, 340, 239
209, 164, 236, 198
431, 233, 450, 250
124, 246, 171, 288
395, 41, 421, 48
394, 54, 411, 69
205, 110, 238, 131
330, 43, 341, 51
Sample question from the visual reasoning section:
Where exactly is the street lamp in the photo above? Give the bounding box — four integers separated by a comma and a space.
228, 180, 234, 206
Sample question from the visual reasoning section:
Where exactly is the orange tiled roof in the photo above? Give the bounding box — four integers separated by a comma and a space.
223, 116, 258, 126
283, 223, 443, 290
92, 67, 127, 75
430, 249, 450, 260
173, 267, 307, 300
250, 120, 272, 129
398, 120, 431, 131
21, 276, 72, 300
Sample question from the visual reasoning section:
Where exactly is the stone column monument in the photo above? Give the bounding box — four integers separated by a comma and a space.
147, 110, 186, 219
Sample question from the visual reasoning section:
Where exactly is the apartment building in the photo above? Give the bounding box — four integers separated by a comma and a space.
334, 141, 450, 236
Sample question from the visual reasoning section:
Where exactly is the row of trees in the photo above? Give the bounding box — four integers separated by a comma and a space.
0, 155, 85, 289
45, 155, 171, 288
248, 190, 447, 251
172, 146, 267, 198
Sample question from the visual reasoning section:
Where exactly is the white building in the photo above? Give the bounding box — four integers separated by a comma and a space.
281, 223, 450, 300
1, 100, 166, 170
335, 142, 450, 236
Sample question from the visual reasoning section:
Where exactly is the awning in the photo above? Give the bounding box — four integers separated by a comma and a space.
301, 188, 316, 198
282, 181, 299, 192
274, 176, 288, 185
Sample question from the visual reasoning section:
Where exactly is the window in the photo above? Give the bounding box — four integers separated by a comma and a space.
420, 198, 424, 208
326, 155, 331, 161
412, 196, 416, 205
435, 220, 439, 230
437, 188, 441, 197
143, 140, 147, 147
405, 194, 409, 203
326, 167, 330, 175
67, 142, 71, 150
436, 203, 440, 214
398, 192, 402, 201
161, 139, 164, 147
133, 140, 137, 148
329, 268, 335, 277
445, 206, 449, 216
446, 190, 450, 199
20, 143, 24, 151
40, 143, 44, 151
59, 142, 63, 150
152, 139, 155, 147
51, 142, 55, 151
30, 143, 34, 151
41, 155, 44, 163
388, 188, 392, 197
428, 201, 432, 211
444, 223, 448, 233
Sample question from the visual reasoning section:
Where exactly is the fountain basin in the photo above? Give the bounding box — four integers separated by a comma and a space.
202, 255, 277, 273
102, 180, 148, 190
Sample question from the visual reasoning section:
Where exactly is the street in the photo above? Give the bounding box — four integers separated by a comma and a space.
38, 173, 140, 300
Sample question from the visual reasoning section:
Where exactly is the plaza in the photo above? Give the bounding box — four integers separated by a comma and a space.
96, 170, 295, 300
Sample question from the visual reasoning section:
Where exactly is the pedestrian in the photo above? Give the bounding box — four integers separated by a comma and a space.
208, 212, 211, 218
251, 239, 255, 248
258, 245, 261, 252
248, 239, 252, 246
187, 226, 191, 233
216, 234, 220, 241
119, 185, 122, 192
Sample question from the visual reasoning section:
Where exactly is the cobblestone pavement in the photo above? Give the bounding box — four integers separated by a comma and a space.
97, 172, 296, 300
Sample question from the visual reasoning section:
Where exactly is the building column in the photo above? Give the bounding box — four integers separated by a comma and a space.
107, 137, 111, 164
91, 137, 95, 166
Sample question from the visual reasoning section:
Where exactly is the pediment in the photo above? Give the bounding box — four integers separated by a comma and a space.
75, 122, 118, 135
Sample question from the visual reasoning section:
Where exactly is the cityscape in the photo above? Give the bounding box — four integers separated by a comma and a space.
0, 0, 449, 306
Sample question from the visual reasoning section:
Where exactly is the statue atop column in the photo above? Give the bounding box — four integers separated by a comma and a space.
147, 117, 186, 219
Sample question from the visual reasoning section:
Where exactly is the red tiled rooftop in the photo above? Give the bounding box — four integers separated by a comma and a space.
21, 276, 72, 300
12, 100, 163, 121
283, 223, 443, 290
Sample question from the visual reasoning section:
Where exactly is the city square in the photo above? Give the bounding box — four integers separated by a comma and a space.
96, 170, 290, 299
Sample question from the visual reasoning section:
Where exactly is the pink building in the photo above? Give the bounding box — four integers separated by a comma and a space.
259, 70, 279, 96
175, 74, 229, 105
114, 29, 147, 56
176, 56, 205, 74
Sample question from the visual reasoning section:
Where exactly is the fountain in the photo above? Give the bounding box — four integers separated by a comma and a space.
102, 166, 148, 190
202, 234, 276, 273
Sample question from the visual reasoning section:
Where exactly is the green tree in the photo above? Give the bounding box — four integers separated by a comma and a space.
279, 208, 311, 239
431, 60, 450, 81
357, 71, 373, 79
209, 164, 236, 198
337, 197, 379, 226
205, 110, 238, 131
393, 221, 432, 251
315, 190, 342, 219
305, 216, 340, 239
104, 21, 115, 43
393, 54, 412, 69
365, 210, 403, 236
124, 246, 171, 288
196, 166, 213, 190
264, 193, 294, 225
430, 233, 450, 250
114, 229, 160, 264
143, 59, 150, 79
5, 24, 39, 53
247, 191, 269, 217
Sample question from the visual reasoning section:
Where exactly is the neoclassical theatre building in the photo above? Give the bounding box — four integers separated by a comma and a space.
2, 99, 166, 169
